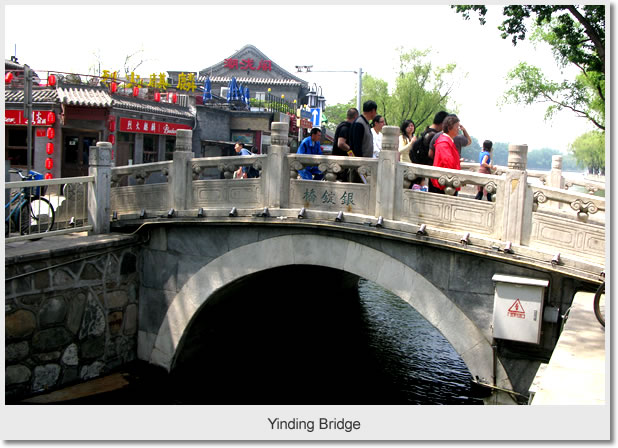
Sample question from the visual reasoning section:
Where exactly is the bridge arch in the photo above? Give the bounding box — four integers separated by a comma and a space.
148, 233, 513, 396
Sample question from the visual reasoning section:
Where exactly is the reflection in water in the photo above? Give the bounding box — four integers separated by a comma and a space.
65, 268, 483, 405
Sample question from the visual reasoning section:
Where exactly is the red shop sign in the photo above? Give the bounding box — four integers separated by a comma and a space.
119, 117, 191, 136
5, 109, 54, 126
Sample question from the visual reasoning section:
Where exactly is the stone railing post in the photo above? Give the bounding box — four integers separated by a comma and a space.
88, 142, 112, 234
501, 144, 530, 244
375, 126, 400, 219
171, 129, 193, 211
264, 122, 290, 209
549, 154, 564, 209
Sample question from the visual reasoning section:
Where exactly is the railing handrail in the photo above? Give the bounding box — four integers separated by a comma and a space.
5, 175, 94, 190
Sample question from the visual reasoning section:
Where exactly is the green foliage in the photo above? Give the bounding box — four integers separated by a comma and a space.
453, 5, 605, 132
502, 62, 604, 130
324, 48, 457, 134
569, 130, 605, 174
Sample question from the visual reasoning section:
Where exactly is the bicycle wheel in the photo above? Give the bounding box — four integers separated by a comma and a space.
27, 196, 56, 234
593, 282, 605, 328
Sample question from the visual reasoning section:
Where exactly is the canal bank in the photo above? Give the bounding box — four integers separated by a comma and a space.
529, 290, 606, 405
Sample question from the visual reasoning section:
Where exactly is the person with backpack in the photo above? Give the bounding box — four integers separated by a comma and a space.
398, 119, 417, 163
408, 111, 448, 187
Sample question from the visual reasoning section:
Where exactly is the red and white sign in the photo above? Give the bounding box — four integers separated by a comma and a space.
5, 110, 54, 126
507, 299, 526, 319
119, 117, 191, 136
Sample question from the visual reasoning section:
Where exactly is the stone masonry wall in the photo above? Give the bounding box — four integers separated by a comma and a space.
5, 235, 141, 401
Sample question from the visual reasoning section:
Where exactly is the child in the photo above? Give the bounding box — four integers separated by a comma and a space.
475, 140, 493, 201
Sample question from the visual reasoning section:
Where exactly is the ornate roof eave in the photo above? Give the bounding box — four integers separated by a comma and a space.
197, 44, 308, 87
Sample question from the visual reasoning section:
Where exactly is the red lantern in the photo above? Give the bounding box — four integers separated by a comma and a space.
110, 82, 118, 93
108, 119, 116, 132
48, 74, 56, 87
108, 134, 116, 144
47, 111, 55, 124
46, 127, 55, 139
5, 72, 13, 83
46, 143, 54, 155
172, 93, 177, 103
44, 173, 53, 180
154, 92, 161, 102
45, 158, 54, 170
133, 86, 139, 97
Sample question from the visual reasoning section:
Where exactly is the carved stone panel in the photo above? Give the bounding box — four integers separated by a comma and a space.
401, 191, 496, 236
529, 213, 605, 262
111, 184, 170, 213
289, 180, 370, 214
193, 179, 262, 207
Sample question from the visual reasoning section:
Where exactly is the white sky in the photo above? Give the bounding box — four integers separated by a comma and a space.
3, 3, 603, 152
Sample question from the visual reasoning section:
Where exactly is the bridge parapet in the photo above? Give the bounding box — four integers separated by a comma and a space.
105, 123, 605, 266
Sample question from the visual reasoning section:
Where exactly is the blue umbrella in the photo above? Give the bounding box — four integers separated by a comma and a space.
203, 77, 212, 101
244, 86, 250, 106
238, 83, 245, 103
226, 78, 233, 102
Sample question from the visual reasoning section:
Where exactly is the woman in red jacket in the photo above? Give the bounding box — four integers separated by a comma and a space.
430, 114, 461, 195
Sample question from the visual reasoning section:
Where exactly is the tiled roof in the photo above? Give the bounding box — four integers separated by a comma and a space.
5, 88, 58, 103
112, 95, 194, 119
56, 84, 113, 107
198, 75, 303, 87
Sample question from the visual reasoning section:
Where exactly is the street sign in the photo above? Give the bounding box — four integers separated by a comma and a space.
298, 108, 312, 120
310, 108, 321, 128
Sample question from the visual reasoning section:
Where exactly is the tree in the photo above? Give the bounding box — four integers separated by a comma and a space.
569, 131, 605, 175
453, 5, 605, 130
324, 48, 458, 134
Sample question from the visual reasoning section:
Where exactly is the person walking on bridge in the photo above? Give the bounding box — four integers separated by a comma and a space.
475, 140, 494, 201
430, 114, 462, 195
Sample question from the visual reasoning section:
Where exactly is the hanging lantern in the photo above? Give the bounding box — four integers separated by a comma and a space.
154, 92, 161, 102
45, 158, 54, 170
46, 127, 55, 139
110, 82, 118, 93
108, 134, 116, 144
48, 74, 56, 87
172, 93, 177, 104
5, 72, 14, 83
108, 118, 116, 132
46, 111, 56, 124
133, 86, 139, 97
44, 173, 53, 180
46, 142, 54, 155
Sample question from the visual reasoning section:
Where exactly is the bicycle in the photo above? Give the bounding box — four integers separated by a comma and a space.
5, 168, 56, 238
593, 281, 605, 327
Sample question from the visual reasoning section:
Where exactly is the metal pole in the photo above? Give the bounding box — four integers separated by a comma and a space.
357, 67, 362, 112
24, 65, 33, 174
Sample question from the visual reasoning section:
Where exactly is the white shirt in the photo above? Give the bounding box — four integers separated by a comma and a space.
371, 128, 382, 158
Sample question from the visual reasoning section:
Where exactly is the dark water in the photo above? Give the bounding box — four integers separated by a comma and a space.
66, 268, 483, 405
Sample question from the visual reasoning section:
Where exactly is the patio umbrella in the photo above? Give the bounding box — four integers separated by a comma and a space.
231, 77, 241, 101
244, 86, 250, 106
203, 77, 212, 101
226, 78, 234, 102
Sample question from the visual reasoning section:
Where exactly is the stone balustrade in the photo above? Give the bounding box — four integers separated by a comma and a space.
102, 125, 605, 265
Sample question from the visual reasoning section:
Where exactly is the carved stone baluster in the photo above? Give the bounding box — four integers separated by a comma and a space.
318, 161, 342, 182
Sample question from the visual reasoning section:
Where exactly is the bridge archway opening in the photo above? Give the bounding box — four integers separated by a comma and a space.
167, 264, 484, 405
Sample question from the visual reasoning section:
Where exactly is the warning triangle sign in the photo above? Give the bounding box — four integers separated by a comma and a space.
507, 299, 526, 319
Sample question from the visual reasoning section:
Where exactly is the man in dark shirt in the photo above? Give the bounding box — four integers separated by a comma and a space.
332, 108, 359, 157
349, 100, 377, 159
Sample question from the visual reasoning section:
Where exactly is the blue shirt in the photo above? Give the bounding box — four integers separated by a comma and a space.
297, 136, 322, 155
479, 151, 491, 165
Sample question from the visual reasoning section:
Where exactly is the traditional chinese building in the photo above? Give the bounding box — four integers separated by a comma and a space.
5, 45, 314, 177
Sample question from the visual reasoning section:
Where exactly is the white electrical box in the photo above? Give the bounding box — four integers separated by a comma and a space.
492, 274, 549, 344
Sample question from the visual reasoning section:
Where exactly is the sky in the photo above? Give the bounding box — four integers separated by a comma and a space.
3, 3, 603, 153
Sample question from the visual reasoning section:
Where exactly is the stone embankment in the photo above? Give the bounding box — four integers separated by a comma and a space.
5, 233, 141, 401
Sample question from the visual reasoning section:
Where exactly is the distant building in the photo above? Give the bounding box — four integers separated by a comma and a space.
4, 45, 315, 178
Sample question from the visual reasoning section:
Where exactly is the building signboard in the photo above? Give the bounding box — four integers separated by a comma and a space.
5, 110, 53, 126
119, 117, 191, 136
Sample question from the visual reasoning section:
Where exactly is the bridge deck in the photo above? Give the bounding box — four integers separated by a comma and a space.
530, 291, 606, 405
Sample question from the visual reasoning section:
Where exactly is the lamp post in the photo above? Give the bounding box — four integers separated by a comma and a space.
296, 65, 362, 113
